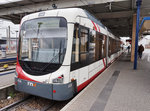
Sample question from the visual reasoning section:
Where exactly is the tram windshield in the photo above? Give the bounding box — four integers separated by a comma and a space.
18, 17, 67, 74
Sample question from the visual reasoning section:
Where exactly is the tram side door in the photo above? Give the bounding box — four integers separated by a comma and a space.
70, 24, 89, 86
78, 26, 89, 85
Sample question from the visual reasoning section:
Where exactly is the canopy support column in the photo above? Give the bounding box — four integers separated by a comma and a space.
131, 14, 136, 62
134, 0, 142, 69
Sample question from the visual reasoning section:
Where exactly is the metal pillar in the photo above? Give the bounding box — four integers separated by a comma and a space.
15, 30, 18, 53
134, 0, 142, 69
7, 26, 11, 52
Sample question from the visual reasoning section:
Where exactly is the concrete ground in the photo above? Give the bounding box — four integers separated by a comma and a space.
61, 50, 150, 111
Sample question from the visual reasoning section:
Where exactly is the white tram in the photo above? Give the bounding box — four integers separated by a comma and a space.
15, 8, 121, 101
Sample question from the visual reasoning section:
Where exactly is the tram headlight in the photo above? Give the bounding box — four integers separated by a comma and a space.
52, 75, 64, 83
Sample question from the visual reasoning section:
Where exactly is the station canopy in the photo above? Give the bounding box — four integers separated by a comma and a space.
140, 17, 150, 35
0, 0, 150, 37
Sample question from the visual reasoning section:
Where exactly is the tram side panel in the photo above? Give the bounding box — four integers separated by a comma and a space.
70, 19, 108, 91
70, 28, 121, 92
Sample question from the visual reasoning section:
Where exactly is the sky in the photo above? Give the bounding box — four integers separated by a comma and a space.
139, 35, 150, 47
120, 37, 130, 45
120, 35, 150, 46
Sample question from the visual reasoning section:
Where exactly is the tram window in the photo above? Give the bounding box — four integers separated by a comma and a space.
80, 28, 88, 53
102, 35, 106, 58
80, 27, 89, 62
112, 39, 115, 54
112, 39, 114, 54
71, 24, 79, 63
117, 41, 119, 51
59, 18, 67, 27
113, 39, 117, 53
89, 29, 96, 63
95, 32, 103, 60
114, 40, 116, 52
108, 37, 112, 56
71, 25, 89, 70
108, 37, 120, 56
118, 41, 121, 51
109, 38, 119, 54
115, 41, 118, 52
115, 40, 117, 53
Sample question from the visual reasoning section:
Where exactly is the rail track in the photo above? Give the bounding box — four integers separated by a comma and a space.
0, 61, 16, 73
0, 61, 16, 67
0, 68, 15, 73
0, 96, 59, 111
0, 96, 31, 111
38, 101, 56, 111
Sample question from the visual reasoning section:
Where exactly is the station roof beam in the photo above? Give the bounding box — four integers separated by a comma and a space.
0, 0, 150, 37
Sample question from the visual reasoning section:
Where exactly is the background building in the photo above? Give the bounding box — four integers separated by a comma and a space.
0, 19, 19, 52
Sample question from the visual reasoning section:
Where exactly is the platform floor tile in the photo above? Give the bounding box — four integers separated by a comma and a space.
61, 52, 150, 111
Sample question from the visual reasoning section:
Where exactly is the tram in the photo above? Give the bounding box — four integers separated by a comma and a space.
15, 8, 121, 101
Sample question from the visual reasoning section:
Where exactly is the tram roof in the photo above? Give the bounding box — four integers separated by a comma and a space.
21, 8, 105, 28
21, 8, 115, 38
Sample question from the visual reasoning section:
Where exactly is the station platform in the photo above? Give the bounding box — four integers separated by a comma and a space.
0, 55, 16, 63
0, 51, 16, 60
61, 50, 150, 111
0, 70, 15, 89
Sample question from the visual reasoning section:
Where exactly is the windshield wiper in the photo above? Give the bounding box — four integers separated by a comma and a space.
40, 53, 60, 72
40, 40, 63, 72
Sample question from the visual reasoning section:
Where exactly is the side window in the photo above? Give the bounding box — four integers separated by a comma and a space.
112, 39, 114, 54
80, 27, 89, 62
89, 30, 106, 63
108, 37, 112, 56
118, 41, 121, 51
112, 39, 115, 54
95, 32, 103, 60
112, 39, 116, 54
71, 24, 79, 63
89, 29, 96, 63
71, 25, 89, 71
109, 38, 120, 54
72, 25, 109, 70
102, 35, 106, 58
